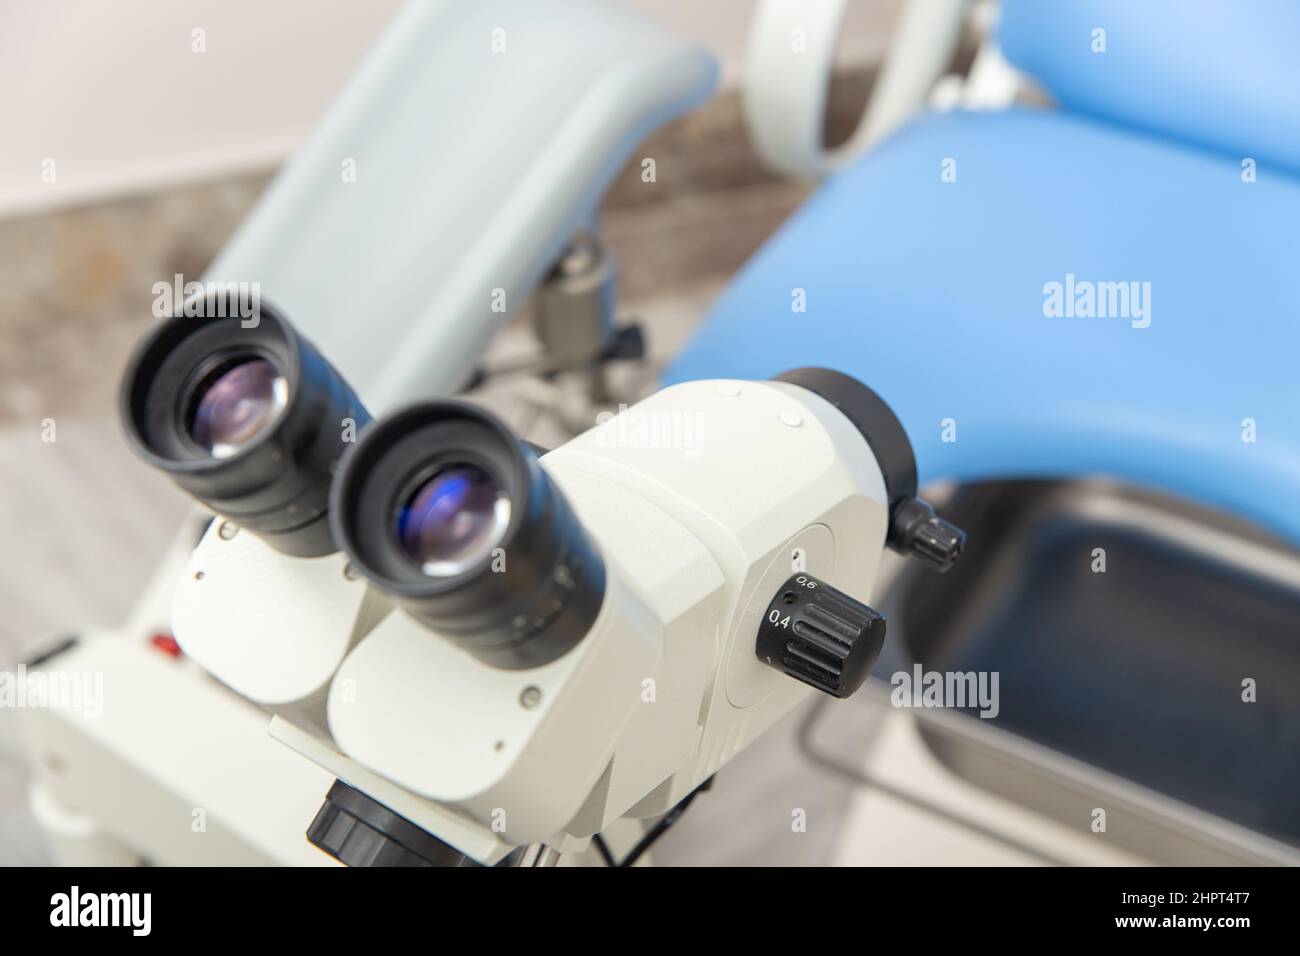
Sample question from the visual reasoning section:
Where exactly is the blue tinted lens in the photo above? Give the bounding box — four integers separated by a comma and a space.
396, 464, 510, 575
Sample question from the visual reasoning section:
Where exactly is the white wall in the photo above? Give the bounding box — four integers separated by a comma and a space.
0, 0, 407, 218
0, 0, 897, 219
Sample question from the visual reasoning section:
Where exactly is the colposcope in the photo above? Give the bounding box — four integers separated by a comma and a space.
119, 302, 964, 866
17, 0, 732, 868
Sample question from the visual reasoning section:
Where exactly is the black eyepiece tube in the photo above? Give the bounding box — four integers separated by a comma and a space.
119, 292, 370, 557
330, 400, 605, 670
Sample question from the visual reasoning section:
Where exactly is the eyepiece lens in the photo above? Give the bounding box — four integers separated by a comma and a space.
396, 464, 511, 576
189, 357, 288, 458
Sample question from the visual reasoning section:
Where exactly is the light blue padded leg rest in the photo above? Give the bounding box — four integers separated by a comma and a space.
663, 108, 1300, 544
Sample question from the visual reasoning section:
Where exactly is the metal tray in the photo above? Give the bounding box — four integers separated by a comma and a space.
805, 480, 1300, 864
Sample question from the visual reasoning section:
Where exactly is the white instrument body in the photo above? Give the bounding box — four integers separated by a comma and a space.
172, 379, 890, 860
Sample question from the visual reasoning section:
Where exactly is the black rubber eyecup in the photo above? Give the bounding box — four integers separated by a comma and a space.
119, 291, 369, 557
330, 400, 604, 669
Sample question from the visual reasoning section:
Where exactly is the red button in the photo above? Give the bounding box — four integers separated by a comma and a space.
149, 633, 183, 658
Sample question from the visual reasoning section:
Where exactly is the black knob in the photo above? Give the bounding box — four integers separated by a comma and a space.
307, 780, 479, 867
889, 496, 965, 572
755, 574, 885, 698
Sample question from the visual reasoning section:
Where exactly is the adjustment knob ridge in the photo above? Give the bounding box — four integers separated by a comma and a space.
755, 574, 885, 698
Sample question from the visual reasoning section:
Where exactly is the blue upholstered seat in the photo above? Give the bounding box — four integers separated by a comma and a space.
666, 2, 1300, 542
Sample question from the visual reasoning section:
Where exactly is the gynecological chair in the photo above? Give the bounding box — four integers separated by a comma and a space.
666, 0, 1300, 863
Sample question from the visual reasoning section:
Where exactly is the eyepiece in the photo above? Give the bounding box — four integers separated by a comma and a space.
120, 292, 370, 557
331, 401, 605, 669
